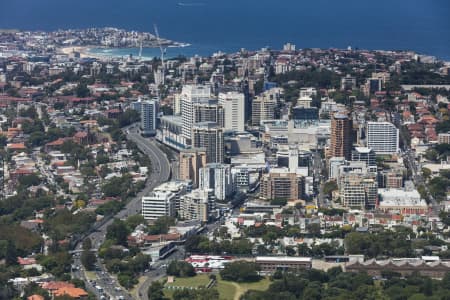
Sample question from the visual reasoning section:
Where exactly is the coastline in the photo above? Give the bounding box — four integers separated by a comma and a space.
58, 45, 167, 60
58, 46, 102, 59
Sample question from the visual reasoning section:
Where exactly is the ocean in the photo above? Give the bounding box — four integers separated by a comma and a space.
1, 0, 450, 60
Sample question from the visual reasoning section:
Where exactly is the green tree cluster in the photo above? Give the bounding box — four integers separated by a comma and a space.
220, 261, 260, 282
243, 268, 450, 300
166, 261, 196, 277
344, 229, 415, 258
184, 235, 253, 255
172, 287, 219, 300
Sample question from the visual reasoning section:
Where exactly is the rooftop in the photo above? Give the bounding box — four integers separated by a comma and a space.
256, 256, 312, 262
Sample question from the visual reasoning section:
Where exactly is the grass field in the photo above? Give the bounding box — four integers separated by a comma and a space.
84, 271, 97, 281
218, 277, 271, 300
165, 274, 211, 288
163, 274, 270, 300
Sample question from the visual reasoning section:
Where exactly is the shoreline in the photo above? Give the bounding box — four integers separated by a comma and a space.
58, 46, 100, 59
58, 44, 192, 60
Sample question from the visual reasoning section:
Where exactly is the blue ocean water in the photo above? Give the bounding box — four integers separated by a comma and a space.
1, 0, 450, 60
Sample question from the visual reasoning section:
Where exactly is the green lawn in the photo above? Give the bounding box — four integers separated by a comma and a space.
163, 274, 270, 300
165, 274, 211, 288
84, 271, 97, 281
217, 276, 271, 300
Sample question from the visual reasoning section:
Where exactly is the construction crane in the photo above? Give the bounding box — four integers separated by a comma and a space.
138, 36, 143, 60
153, 24, 166, 85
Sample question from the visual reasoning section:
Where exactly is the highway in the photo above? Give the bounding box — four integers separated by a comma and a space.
73, 124, 172, 299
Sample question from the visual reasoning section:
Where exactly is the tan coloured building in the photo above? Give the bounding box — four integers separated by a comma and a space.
330, 112, 353, 160
260, 168, 304, 201
179, 148, 207, 187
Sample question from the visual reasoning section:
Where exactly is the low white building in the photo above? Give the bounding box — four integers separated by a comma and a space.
378, 188, 428, 215
142, 190, 176, 220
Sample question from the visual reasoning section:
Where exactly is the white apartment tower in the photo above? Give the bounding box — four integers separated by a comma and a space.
219, 91, 245, 132
180, 84, 212, 141
366, 122, 399, 155
199, 163, 233, 201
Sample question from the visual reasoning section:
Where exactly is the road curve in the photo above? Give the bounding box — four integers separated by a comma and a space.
73, 124, 171, 299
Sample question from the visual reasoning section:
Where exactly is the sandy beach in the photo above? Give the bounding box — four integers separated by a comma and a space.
58, 46, 105, 59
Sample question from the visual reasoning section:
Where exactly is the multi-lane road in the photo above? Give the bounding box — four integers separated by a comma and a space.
73, 124, 172, 299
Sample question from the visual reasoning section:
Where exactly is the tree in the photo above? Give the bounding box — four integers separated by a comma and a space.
129, 253, 151, 273
106, 219, 130, 246
75, 82, 90, 97
18, 173, 41, 188
148, 281, 166, 300
0, 135, 7, 147
118, 273, 137, 289
23, 282, 51, 300
323, 180, 338, 196
285, 246, 296, 256
422, 167, 432, 179
220, 261, 261, 282
166, 261, 195, 277
148, 216, 176, 235
307, 223, 321, 237
125, 215, 146, 230
81, 250, 96, 271
442, 272, 450, 289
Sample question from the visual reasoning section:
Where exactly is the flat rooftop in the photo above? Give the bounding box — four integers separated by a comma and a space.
256, 256, 312, 262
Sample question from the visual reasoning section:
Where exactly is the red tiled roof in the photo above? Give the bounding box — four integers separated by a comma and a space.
41, 281, 75, 291
17, 257, 37, 265
74, 131, 88, 138
53, 287, 88, 298
27, 295, 44, 300
7, 143, 26, 150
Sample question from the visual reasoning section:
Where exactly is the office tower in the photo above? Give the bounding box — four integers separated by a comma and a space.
251, 91, 278, 126
231, 168, 250, 192
260, 169, 304, 201
199, 163, 233, 201
179, 188, 215, 222
192, 122, 224, 163
218, 91, 245, 131
179, 148, 207, 187
142, 190, 176, 220
351, 147, 377, 173
330, 112, 353, 160
340, 173, 377, 209
366, 121, 399, 155
180, 84, 212, 141
193, 99, 224, 128
141, 99, 158, 136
